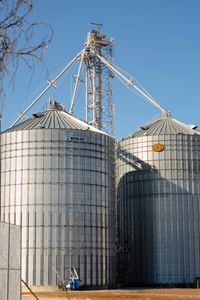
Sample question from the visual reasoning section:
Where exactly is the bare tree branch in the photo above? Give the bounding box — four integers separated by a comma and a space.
0, 0, 53, 111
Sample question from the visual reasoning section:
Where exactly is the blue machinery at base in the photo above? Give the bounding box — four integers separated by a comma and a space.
54, 266, 80, 290
66, 268, 80, 290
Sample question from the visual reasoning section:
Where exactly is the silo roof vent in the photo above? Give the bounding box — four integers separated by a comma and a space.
48, 98, 65, 111
140, 125, 150, 131
190, 124, 198, 130
32, 112, 44, 118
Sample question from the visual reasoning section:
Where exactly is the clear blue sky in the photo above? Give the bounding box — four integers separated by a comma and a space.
3, 0, 200, 139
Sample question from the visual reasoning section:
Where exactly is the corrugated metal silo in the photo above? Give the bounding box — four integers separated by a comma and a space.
117, 115, 200, 286
1, 100, 116, 287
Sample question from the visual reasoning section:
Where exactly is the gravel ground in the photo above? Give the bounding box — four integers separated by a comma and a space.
21, 288, 200, 300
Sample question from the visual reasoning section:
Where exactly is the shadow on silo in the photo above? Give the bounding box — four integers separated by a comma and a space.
116, 147, 199, 287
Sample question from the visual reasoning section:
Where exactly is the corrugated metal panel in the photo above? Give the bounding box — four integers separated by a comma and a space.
0, 221, 21, 300
128, 117, 200, 138
117, 124, 200, 286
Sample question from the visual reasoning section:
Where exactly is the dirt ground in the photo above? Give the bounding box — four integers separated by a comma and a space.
22, 288, 200, 300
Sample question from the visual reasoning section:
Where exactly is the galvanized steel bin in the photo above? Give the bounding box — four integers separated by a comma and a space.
117, 116, 200, 286
1, 101, 116, 287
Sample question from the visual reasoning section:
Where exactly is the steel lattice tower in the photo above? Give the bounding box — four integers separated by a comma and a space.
84, 29, 114, 135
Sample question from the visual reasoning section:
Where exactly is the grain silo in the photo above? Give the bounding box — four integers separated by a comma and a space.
117, 114, 200, 286
1, 99, 116, 287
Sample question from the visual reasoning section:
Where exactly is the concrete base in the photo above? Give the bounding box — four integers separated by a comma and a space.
22, 285, 60, 293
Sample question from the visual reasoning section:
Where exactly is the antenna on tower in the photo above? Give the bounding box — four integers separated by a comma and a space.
89, 21, 103, 32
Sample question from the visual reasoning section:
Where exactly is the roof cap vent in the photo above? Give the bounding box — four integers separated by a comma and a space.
163, 111, 172, 118
48, 98, 65, 111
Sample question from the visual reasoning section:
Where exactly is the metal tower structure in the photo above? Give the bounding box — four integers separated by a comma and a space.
10, 26, 169, 133
84, 28, 114, 134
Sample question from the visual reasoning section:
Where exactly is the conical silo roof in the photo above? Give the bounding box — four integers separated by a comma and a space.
5, 99, 106, 134
131, 116, 200, 137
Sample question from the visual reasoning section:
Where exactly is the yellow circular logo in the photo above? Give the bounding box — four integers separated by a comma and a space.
152, 143, 165, 152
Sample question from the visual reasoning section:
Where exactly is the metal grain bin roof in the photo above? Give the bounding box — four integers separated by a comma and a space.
5, 100, 107, 134
131, 116, 200, 137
